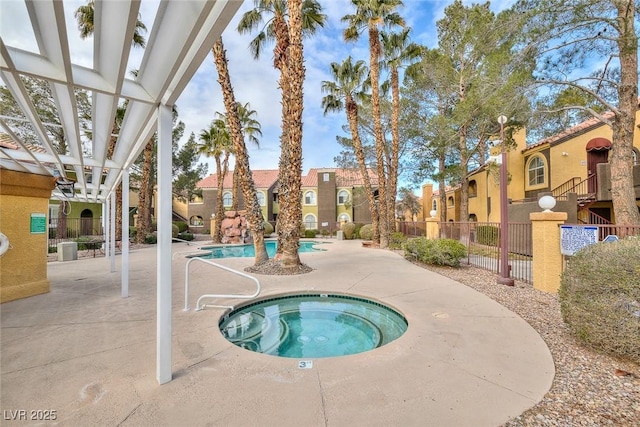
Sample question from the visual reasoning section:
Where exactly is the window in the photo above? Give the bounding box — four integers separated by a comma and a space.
222, 191, 232, 207
256, 191, 265, 206
527, 155, 546, 186
432, 200, 437, 211
633, 148, 639, 165
338, 213, 350, 223
447, 196, 454, 207
469, 180, 477, 197
337, 190, 349, 204
323, 173, 329, 182
304, 191, 316, 205
189, 215, 204, 226
304, 214, 317, 229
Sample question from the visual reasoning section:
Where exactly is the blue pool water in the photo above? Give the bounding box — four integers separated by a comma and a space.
219, 294, 408, 358
199, 240, 324, 259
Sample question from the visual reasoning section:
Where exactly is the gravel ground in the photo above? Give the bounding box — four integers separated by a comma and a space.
49, 239, 639, 425
420, 262, 640, 426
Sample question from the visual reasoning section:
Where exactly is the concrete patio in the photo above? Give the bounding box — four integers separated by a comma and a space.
1, 239, 554, 426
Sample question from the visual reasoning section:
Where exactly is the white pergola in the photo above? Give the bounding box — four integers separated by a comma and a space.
0, 0, 243, 384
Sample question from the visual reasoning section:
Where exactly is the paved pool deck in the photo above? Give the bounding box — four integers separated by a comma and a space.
1, 239, 554, 426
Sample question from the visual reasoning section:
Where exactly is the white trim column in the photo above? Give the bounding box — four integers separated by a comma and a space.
157, 104, 172, 384
121, 169, 130, 298
110, 191, 116, 272
103, 200, 110, 258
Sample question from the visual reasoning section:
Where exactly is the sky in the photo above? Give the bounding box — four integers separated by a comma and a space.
0, 0, 516, 187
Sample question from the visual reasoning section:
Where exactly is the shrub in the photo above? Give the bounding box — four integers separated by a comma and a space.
263, 221, 274, 237
304, 229, 319, 238
178, 232, 194, 241
353, 223, 365, 238
151, 221, 158, 232
320, 229, 330, 237
173, 221, 189, 233
48, 246, 57, 254
129, 226, 137, 239
389, 232, 407, 250
559, 238, 640, 363
359, 224, 374, 241
172, 224, 179, 238
403, 237, 467, 267
144, 234, 157, 244
341, 222, 356, 239
476, 225, 499, 246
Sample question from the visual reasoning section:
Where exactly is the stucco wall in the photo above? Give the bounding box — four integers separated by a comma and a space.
1, 170, 55, 303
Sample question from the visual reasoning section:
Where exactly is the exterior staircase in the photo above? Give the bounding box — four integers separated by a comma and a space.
552, 175, 610, 224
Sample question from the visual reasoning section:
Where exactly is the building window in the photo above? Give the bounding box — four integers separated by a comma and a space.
527, 155, 546, 186
304, 214, 317, 230
432, 200, 437, 211
323, 172, 330, 182
222, 191, 232, 207
469, 180, 477, 197
190, 215, 203, 227
337, 189, 349, 204
304, 190, 316, 205
633, 148, 639, 165
338, 213, 350, 223
447, 196, 454, 207
256, 191, 265, 206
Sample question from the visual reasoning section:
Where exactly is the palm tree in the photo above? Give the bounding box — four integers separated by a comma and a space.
75, 1, 147, 242
198, 119, 231, 243
321, 57, 379, 239
212, 37, 269, 265
217, 102, 262, 210
380, 28, 421, 229
135, 136, 155, 244
343, 0, 404, 248
238, 0, 325, 268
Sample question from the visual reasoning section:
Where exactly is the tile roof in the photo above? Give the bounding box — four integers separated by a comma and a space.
522, 112, 614, 153
198, 168, 380, 190
197, 169, 279, 189
304, 168, 379, 187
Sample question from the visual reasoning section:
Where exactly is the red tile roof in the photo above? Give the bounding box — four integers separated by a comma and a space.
199, 168, 379, 190
197, 169, 280, 189
522, 112, 615, 152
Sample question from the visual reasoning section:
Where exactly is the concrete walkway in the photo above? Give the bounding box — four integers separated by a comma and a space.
1, 239, 554, 426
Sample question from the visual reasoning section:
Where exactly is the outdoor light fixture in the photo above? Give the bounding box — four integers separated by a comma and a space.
55, 177, 76, 196
430, 209, 437, 218
497, 115, 514, 286
538, 195, 556, 212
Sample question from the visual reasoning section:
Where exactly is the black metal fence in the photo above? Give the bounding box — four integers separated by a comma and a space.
397, 220, 533, 284
48, 217, 104, 251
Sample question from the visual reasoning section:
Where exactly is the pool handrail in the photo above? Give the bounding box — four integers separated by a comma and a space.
184, 257, 261, 311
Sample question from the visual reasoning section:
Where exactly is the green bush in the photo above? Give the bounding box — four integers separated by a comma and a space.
129, 226, 137, 239
151, 221, 158, 232
173, 221, 189, 233
559, 238, 640, 363
178, 232, 194, 241
144, 234, 157, 244
263, 221, 274, 237
476, 225, 499, 246
320, 229, 330, 237
403, 237, 467, 267
172, 224, 179, 238
304, 229, 319, 238
359, 224, 374, 241
48, 246, 57, 254
353, 223, 365, 238
389, 232, 407, 250
341, 222, 356, 239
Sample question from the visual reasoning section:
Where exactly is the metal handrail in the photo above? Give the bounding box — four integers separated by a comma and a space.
184, 257, 261, 311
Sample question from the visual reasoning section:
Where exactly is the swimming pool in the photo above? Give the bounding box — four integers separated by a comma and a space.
199, 240, 324, 259
219, 294, 408, 358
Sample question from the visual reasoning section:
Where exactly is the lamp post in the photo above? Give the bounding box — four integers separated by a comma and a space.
497, 115, 514, 286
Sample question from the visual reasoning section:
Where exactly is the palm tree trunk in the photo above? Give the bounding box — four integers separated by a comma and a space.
389, 67, 400, 233
346, 96, 379, 240
278, 0, 305, 268
212, 38, 268, 265
136, 138, 153, 243
368, 24, 388, 248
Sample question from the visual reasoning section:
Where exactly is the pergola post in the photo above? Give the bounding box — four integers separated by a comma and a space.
157, 104, 173, 384
121, 169, 129, 298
